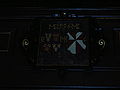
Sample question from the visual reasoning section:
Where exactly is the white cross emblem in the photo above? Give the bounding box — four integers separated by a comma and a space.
67, 32, 86, 54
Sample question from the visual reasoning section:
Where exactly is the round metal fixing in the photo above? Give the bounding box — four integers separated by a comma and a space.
98, 39, 106, 48
22, 39, 29, 47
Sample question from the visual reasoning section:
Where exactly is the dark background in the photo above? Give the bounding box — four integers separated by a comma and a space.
0, 0, 120, 8
0, 0, 120, 89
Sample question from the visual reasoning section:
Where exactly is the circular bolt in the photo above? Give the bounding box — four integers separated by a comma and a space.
63, 12, 66, 15
98, 39, 105, 48
22, 39, 29, 47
